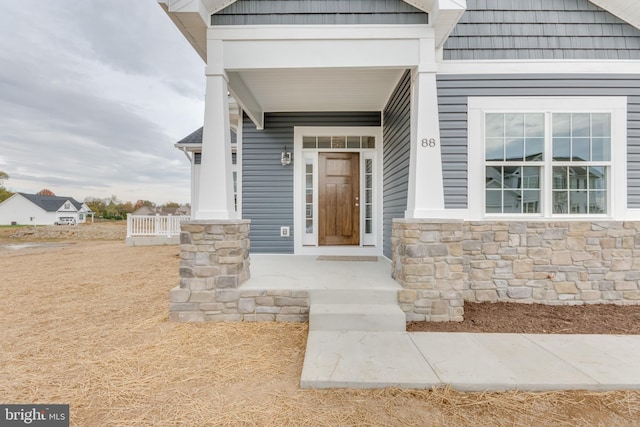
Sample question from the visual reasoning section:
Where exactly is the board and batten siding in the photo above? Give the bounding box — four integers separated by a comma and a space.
211, 0, 428, 25
436, 74, 640, 209
242, 112, 382, 253
444, 0, 640, 60
382, 70, 411, 259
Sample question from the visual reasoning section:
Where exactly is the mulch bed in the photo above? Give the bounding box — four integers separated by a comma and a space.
407, 302, 640, 334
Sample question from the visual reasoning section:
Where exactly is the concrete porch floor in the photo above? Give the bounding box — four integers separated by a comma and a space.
240, 254, 402, 292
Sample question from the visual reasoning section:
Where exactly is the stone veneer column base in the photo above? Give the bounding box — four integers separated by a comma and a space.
170, 220, 251, 322
392, 219, 465, 322
169, 220, 310, 322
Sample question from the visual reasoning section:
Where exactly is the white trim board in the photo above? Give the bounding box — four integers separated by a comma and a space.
437, 60, 640, 75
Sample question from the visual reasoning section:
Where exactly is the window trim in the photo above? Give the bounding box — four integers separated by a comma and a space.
468, 97, 627, 221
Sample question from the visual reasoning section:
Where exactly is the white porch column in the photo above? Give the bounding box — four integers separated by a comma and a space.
195, 67, 236, 220
406, 40, 446, 219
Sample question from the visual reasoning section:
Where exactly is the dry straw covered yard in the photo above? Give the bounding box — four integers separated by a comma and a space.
1, 223, 640, 426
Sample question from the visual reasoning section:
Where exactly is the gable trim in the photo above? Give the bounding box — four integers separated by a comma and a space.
589, 0, 640, 30
438, 60, 640, 75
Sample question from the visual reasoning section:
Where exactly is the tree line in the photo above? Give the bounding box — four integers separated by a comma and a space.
84, 197, 184, 220
0, 171, 11, 203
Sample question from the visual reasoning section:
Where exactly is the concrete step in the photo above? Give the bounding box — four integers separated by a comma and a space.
309, 303, 406, 332
308, 289, 398, 305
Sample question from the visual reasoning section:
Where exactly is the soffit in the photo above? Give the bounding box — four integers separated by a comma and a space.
231, 68, 406, 112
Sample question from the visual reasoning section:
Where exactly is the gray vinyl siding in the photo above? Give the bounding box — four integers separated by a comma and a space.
436, 74, 640, 208
444, 0, 640, 60
382, 70, 411, 259
242, 111, 382, 253
211, 0, 428, 25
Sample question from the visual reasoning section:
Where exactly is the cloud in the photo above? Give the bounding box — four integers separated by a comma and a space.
0, 0, 205, 204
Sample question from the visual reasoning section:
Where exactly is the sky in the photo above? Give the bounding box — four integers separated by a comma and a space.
0, 0, 205, 205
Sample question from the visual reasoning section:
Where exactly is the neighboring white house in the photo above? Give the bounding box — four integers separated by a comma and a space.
0, 193, 94, 226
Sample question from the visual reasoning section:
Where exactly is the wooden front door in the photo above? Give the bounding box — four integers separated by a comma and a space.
319, 152, 360, 245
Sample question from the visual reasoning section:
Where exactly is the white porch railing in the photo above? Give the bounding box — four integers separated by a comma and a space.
126, 214, 190, 238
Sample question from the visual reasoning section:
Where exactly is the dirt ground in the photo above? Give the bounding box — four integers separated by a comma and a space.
1, 222, 640, 426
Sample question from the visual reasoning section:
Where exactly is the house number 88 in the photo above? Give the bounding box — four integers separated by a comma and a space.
421, 138, 437, 148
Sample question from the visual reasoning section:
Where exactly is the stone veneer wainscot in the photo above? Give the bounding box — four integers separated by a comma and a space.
392, 219, 640, 322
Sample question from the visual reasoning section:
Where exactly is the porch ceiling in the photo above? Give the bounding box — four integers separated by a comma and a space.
229, 68, 406, 114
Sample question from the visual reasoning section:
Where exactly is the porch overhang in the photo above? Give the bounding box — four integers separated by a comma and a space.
159, 0, 467, 129
209, 25, 436, 129
158, 0, 467, 63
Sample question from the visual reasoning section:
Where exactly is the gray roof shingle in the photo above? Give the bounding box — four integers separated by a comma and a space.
19, 193, 83, 212
175, 127, 237, 145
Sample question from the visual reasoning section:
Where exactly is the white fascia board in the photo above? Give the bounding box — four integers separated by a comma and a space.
589, 0, 640, 30
210, 26, 432, 71
174, 143, 202, 152
430, 0, 467, 48
224, 39, 422, 70
208, 25, 434, 41
437, 60, 640, 74
158, 0, 208, 62
402, 0, 435, 12
202, 0, 237, 14
163, 0, 209, 21
403, 0, 467, 48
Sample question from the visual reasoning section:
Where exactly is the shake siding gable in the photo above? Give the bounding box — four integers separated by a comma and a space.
242, 112, 381, 253
436, 74, 640, 209
444, 0, 640, 59
211, 0, 428, 25
382, 70, 411, 259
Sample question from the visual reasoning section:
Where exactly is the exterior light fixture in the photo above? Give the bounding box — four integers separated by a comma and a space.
281, 146, 292, 166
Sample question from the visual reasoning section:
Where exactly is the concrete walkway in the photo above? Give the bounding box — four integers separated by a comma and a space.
301, 331, 640, 391
241, 256, 640, 391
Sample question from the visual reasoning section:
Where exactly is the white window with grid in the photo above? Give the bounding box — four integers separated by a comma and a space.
468, 97, 627, 220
